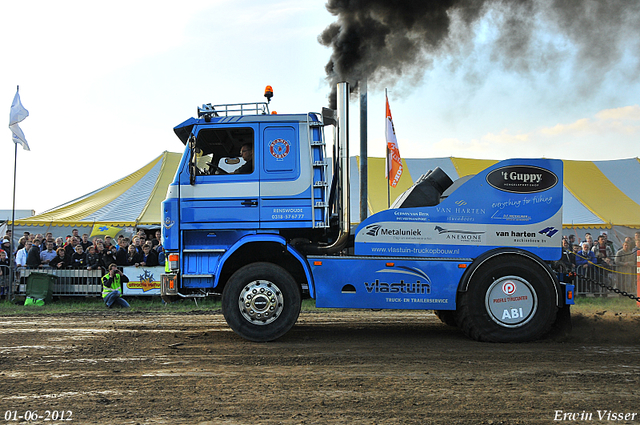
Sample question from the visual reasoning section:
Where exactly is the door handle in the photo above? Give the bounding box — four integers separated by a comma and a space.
241, 200, 258, 207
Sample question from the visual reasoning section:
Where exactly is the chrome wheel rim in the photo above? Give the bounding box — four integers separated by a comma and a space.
238, 280, 284, 325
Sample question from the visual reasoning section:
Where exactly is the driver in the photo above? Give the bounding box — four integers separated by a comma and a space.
235, 143, 253, 174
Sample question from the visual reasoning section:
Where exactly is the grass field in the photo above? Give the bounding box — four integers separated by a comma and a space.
0, 295, 638, 315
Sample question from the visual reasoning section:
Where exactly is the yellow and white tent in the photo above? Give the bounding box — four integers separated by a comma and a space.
9, 151, 182, 238
8, 152, 640, 244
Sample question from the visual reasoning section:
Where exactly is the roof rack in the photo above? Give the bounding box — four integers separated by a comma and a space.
198, 102, 270, 119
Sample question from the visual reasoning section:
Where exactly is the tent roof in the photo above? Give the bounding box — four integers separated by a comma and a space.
13, 153, 640, 230
14, 151, 182, 227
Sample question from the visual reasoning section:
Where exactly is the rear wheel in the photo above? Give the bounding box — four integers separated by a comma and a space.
434, 310, 457, 327
222, 262, 301, 342
457, 256, 557, 342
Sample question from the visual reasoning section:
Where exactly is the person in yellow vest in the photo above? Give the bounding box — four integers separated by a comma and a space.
102, 263, 130, 308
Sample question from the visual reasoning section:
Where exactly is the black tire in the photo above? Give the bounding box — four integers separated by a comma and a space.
222, 262, 301, 342
434, 310, 457, 327
456, 255, 557, 342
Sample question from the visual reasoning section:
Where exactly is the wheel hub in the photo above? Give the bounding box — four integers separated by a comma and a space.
238, 280, 284, 325
485, 275, 537, 328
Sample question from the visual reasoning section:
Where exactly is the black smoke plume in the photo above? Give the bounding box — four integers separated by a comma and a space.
319, 0, 640, 108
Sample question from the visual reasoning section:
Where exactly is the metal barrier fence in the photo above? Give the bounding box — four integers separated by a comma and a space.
556, 264, 636, 297
0, 267, 11, 297
16, 268, 103, 297
1, 262, 637, 299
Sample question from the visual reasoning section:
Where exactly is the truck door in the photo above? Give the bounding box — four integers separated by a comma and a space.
179, 124, 260, 229
259, 124, 311, 228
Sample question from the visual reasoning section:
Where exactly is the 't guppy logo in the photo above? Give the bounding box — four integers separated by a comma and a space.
486, 165, 558, 194
364, 266, 431, 294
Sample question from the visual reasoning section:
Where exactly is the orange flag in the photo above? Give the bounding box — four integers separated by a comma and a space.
385, 95, 403, 187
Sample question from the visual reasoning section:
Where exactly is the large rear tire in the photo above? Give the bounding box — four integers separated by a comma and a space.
222, 262, 301, 342
457, 255, 557, 342
434, 310, 457, 327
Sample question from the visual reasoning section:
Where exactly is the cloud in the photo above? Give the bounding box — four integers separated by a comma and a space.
595, 105, 640, 121
481, 129, 531, 144
539, 118, 591, 136
430, 104, 640, 160
429, 132, 532, 159
540, 105, 640, 137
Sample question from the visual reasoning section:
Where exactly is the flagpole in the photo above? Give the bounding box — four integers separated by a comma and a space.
9, 130, 18, 301
386, 89, 390, 208
8, 84, 29, 301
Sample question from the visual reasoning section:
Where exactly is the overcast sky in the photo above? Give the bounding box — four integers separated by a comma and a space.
2, 0, 639, 214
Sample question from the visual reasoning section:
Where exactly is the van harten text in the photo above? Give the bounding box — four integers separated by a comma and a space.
553, 410, 638, 421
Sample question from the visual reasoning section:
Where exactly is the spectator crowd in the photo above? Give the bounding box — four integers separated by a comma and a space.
555, 230, 640, 294
0, 228, 165, 276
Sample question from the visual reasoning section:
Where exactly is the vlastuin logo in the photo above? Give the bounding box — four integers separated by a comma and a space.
364, 266, 431, 294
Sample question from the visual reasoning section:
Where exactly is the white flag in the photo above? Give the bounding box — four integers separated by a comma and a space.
8, 87, 30, 151
9, 88, 29, 126
10, 123, 30, 151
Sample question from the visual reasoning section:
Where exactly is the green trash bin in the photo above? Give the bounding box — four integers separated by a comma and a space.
25, 272, 56, 305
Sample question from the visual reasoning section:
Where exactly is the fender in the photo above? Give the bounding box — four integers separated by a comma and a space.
213, 234, 314, 295
458, 247, 561, 307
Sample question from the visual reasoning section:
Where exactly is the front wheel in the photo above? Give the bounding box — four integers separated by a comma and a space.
222, 262, 301, 342
456, 255, 557, 342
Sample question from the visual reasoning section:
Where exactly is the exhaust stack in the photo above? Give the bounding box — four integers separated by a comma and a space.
359, 79, 368, 222
336, 81, 351, 246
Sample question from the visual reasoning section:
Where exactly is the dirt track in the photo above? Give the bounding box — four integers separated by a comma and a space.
1, 309, 640, 424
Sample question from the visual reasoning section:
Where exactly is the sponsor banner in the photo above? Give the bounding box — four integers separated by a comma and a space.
122, 266, 163, 295
357, 242, 560, 260
357, 221, 487, 245
376, 193, 559, 225
356, 210, 563, 256
390, 193, 559, 224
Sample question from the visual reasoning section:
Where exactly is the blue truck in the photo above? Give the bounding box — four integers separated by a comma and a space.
161, 82, 574, 343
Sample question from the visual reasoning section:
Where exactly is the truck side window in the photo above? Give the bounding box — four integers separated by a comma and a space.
192, 127, 255, 177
